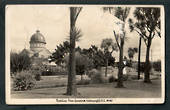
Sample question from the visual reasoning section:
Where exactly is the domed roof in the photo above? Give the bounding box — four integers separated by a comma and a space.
30, 30, 46, 44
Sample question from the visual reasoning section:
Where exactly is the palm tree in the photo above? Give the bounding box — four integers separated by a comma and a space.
101, 38, 117, 77
66, 7, 82, 96
103, 7, 130, 88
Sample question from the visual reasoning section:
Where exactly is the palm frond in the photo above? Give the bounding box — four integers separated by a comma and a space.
67, 27, 83, 42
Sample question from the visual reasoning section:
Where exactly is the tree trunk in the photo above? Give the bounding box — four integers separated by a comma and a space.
66, 8, 77, 96
67, 36, 77, 95
116, 39, 124, 88
144, 38, 152, 83
105, 58, 108, 77
138, 37, 142, 80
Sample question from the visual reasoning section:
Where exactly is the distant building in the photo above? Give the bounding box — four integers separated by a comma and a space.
21, 30, 51, 58
21, 30, 52, 65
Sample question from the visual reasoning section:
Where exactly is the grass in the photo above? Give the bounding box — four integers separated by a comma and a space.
11, 67, 162, 99
35, 75, 68, 89
11, 76, 162, 98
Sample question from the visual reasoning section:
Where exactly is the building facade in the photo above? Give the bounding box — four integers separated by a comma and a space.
21, 30, 51, 59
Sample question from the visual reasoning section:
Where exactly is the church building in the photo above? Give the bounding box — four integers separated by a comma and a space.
21, 30, 51, 59
20, 30, 53, 67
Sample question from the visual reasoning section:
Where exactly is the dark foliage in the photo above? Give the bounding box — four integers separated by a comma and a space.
108, 56, 116, 66
82, 45, 116, 69
76, 65, 85, 75
81, 45, 105, 68
128, 47, 138, 60
140, 62, 146, 73
13, 71, 36, 91
90, 73, 107, 84
10, 51, 31, 73
30, 69, 41, 81
153, 60, 161, 72
108, 76, 116, 83
50, 41, 70, 66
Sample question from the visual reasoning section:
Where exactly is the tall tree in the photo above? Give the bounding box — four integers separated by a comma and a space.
101, 38, 117, 77
103, 7, 130, 87
66, 7, 82, 96
128, 8, 161, 83
137, 37, 142, 79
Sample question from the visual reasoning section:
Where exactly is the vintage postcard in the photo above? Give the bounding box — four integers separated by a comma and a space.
5, 5, 165, 104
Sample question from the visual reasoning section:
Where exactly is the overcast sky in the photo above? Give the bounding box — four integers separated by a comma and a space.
6, 5, 163, 61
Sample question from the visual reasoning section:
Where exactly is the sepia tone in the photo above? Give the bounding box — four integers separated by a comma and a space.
6, 5, 165, 104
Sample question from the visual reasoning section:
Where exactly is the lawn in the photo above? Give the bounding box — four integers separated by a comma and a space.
11, 75, 162, 98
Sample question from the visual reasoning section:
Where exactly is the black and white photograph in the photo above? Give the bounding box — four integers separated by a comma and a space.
5, 5, 165, 104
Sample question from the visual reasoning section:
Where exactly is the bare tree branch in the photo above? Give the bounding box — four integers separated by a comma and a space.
155, 28, 161, 38
134, 29, 147, 40
133, 28, 148, 46
144, 39, 148, 46
151, 31, 155, 39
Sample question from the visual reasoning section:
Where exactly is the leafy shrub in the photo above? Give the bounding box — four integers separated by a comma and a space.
153, 60, 161, 72
122, 74, 128, 81
139, 62, 145, 73
108, 76, 116, 83
88, 69, 98, 78
13, 71, 36, 91
34, 73, 41, 81
129, 75, 139, 80
30, 69, 41, 81
137, 62, 152, 73
90, 72, 108, 84
76, 65, 85, 75
76, 79, 90, 85
29, 66, 42, 81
